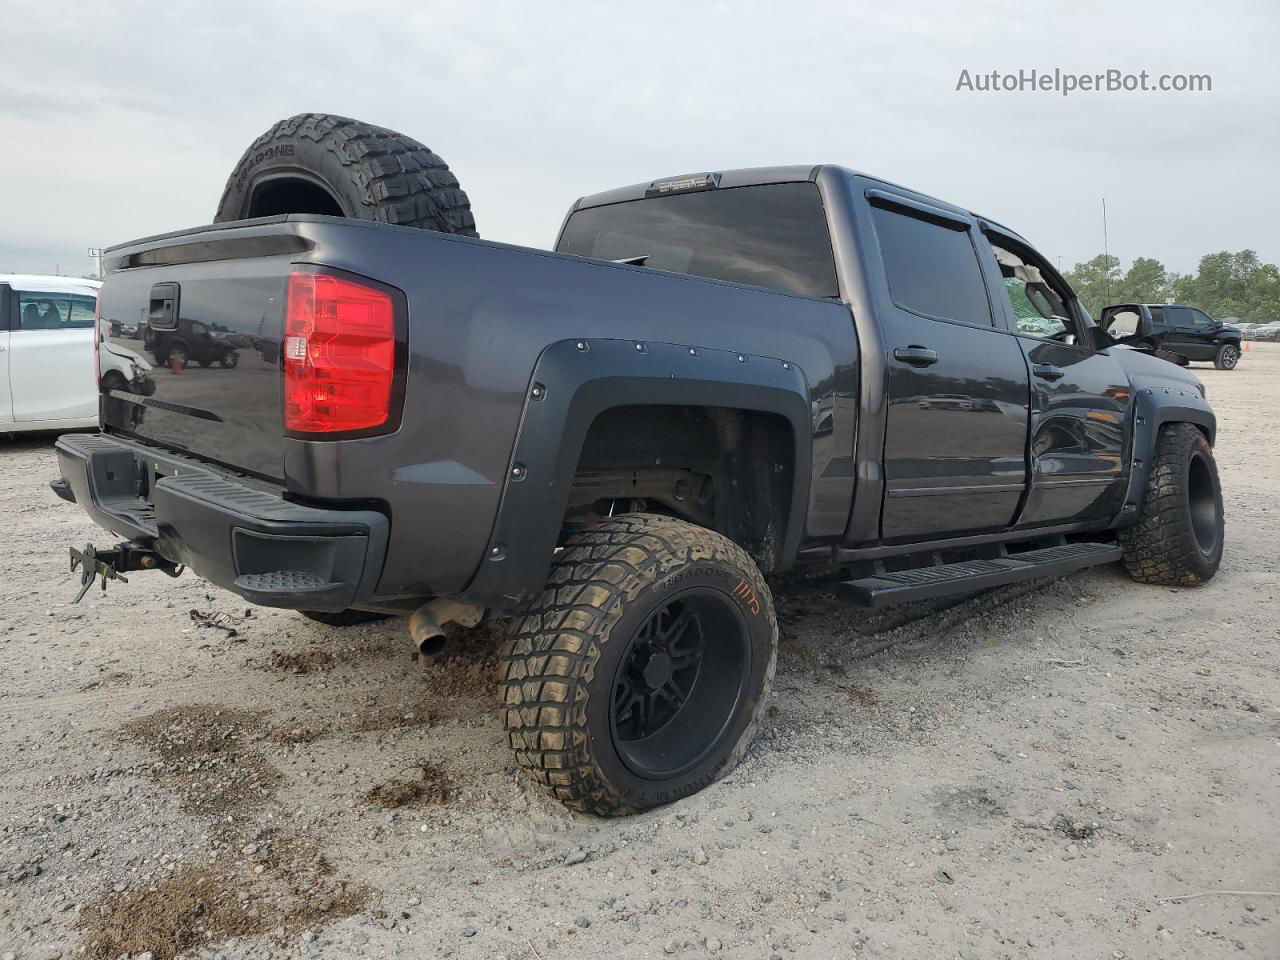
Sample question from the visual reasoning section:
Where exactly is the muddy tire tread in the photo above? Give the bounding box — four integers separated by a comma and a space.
1118, 423, 1221, 586
501, 514, 776, 816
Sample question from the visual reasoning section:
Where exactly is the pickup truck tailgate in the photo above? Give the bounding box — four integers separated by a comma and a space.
98, 226, 295, 480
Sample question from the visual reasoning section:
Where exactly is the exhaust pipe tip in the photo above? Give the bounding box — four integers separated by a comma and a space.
408, 598, 484, 659
416, 633, 449, 657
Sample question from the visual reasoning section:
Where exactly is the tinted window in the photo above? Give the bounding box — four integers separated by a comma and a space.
1164, 306, 1198, 328
16, 290, 97, 330
557, 183, 838, 299
1186, 308, 1215, 329
871, 205, 992, 326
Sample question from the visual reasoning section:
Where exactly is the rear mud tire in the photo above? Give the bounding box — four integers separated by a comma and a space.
1119, 423, 1224, 586
214, 113, 477, 236
501, 514, 778, 816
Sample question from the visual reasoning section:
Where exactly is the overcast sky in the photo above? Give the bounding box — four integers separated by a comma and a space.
2, 0, 1277, 278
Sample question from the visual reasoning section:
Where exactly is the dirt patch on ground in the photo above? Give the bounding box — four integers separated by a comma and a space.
264, 649, 337, 674
414, 620, 505, 699
364, 763, 452, 809
263, 696, 442, 746
76, 833, 370, 960
119, 705, 281, 817
350, 698, 442, 734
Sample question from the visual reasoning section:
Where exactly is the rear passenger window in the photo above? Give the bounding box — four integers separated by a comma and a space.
871, 205, 993, 327
15, 291, 97, 330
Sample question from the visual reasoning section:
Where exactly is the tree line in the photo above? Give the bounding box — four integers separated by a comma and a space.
1063, 250, 1280, 324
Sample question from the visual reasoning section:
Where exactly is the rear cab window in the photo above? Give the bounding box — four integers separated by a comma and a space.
556, 182, 839, 299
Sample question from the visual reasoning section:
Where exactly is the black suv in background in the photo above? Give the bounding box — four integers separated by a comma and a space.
1101, 303, 1242, 370
143, 283, 240, 369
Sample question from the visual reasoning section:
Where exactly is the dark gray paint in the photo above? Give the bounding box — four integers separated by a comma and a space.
84, 165, 1215, 613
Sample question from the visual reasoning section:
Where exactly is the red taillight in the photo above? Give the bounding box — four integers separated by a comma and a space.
283, 272, 397, 434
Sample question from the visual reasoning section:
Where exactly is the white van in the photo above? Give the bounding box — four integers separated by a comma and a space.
0, 274, 152, 433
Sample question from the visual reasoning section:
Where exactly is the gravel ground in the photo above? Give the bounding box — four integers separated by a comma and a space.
2, 344, 1277, 960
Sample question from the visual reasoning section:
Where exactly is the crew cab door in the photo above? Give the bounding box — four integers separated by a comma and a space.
868, 193, 1031, 540
979, 230, 1132, 526
1162, 305, 1219, 361
8, 287, 97, 423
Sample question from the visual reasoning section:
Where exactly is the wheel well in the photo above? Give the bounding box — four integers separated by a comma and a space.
566, 405, 796, 572
246, 176, 344, 218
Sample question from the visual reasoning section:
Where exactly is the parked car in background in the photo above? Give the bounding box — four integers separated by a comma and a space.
0, 275, 153, 434
1100, 302, 1243, 369
1, 275, 100, 432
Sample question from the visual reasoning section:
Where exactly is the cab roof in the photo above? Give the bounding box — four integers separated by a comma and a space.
570, 164, 1031, 248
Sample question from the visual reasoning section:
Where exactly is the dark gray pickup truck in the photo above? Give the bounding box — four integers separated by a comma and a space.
56, 145, 1224, 814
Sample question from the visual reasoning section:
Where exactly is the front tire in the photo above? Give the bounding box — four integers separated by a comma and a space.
1214, 342, 1240, 370
502, 514, 777, 816
1119, 423, 1224, 586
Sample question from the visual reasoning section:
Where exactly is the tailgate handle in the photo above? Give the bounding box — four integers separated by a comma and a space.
148, 282, 180, 330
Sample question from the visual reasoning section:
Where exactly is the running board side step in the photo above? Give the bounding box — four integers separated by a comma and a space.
836, 542, 1122, 608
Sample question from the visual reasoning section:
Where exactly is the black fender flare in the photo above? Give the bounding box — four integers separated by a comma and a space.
1115, 383, 1216, 527
462, 338, 813, 609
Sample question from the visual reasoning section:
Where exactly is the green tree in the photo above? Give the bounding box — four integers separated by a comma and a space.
1115, 257, 1170, 305
1063, 254, 1122, 318
1173, 250, 1280, 322
1064, 250, 1280, 323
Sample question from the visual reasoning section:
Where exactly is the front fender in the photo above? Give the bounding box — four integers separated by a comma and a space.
1115, 383, 1216, 528
461, 338, 813, 609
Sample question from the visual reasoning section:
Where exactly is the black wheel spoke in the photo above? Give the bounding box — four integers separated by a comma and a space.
610, 584, 750, 775
669, 650, 700, 670
658, 605, 694, 645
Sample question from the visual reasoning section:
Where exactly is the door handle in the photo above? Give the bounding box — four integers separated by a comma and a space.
893, 346, 939, 367
1032, 363, 1065, 381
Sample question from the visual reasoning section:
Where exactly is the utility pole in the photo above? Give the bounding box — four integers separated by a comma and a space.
1102, 198, 1111, 304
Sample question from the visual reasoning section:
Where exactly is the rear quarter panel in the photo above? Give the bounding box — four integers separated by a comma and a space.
283, 218, 860, 600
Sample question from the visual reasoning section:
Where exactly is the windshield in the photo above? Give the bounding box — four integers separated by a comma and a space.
557, 182, 839, 299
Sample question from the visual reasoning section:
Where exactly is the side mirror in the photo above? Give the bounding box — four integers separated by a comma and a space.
1100, 306, 1151, 342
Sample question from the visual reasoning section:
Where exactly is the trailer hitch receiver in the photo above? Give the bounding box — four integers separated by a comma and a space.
68, 542, 183, 603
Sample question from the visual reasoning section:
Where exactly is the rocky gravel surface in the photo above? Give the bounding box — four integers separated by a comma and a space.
2, 345, 1278, 959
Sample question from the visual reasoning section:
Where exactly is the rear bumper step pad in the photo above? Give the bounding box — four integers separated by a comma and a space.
837, 542, 1121, 608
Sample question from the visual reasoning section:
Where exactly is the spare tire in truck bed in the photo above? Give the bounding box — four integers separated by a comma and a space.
214, 113, 478, 236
